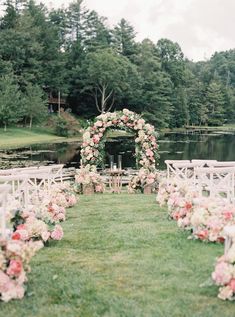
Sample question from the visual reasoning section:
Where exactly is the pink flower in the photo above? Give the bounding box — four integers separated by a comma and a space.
92, 135, 100, 144
218, 285, 233, 300
51, 225, 64, 241
196, 229, 208, 240
185, 202, 192, 210
229, 278, 235, 291
7, 260, 23, 277
0, 271, 11, 293
12, 230, 29, 241
212, 261, 233, 285
146, 149, 154, 157
11, 232, 21, 240
95, 184, 102, 192
54, 213, 65, 222
42, 231, 51, 242
223, 210, 233, 220
17, 224, 26, 230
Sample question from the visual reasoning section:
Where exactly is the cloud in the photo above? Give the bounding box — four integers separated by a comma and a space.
37, 0, 235, 61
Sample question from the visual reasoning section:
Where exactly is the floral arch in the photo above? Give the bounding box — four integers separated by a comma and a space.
81, 109, 159, 172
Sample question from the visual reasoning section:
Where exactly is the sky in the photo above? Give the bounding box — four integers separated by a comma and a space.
39, 0, 234, 61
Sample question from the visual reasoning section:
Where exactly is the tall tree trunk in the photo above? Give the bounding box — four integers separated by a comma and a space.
58, 90, 61, 117
29, 115, 33, 129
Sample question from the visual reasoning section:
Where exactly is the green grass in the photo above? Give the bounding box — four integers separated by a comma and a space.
0, 194, 234, 317
0, 127, 132, 150
161, 123, 235, 133
0, 127, 82, 149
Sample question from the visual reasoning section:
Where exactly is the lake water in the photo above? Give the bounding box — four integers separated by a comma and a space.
1, 130, 235, 170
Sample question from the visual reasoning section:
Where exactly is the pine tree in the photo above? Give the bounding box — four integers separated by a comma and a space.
111, 19, 137, 59
0, 74, 23, 131
206, 81, 225, 126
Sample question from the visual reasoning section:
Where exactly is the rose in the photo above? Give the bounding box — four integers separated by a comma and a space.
223, 210, 234, 220
51, 225, 63, 241
229, 279, 235, 291
12, 232, 21, 240
196, 229, 208, 240
7, 260, 23, 277
12, 230, 29, 241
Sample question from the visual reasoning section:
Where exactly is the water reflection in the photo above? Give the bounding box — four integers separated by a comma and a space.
0, 130, 235, 170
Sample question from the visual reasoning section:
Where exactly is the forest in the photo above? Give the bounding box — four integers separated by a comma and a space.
0, 0, 234, 130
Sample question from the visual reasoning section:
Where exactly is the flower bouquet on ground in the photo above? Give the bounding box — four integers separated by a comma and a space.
212, 247, 235, 300
0, 238, 43, 302
156, 177, 191, 207
190, 200, 235, 243
128, 168, 159, 194
75, 167, 105, 194
10, 209, 64, 244
49, 182, 77, 208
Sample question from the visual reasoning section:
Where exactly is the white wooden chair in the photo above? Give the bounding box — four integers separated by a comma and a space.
47, 164, 64, 184
194, 166, 235, 202
17, 167, 53, 194
0, 184, 11, 238
191, 159, 217, 167
169, 161, 203, 185
206, 161, 235, 168
0, 175, 29, 209
165, 160, 190, 180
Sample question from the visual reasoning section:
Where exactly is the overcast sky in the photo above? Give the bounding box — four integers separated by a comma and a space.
39, 0, 235, 61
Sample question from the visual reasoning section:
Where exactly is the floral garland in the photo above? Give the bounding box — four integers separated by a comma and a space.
81, 109, 159, 172
0, 181, 78, 302
156, 176, 235, 301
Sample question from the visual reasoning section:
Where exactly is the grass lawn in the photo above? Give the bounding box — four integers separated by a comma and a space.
0, 194, 234, 317
0, 127, 82, 149
0, 127, 132, 150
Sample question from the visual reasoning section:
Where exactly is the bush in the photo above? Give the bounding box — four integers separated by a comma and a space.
55, 117, 69, 136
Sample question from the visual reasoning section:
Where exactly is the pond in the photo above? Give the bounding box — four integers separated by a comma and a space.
1, 130, 235, 170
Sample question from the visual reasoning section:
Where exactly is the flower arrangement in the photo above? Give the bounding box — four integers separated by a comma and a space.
128, 168, 159, 193
80, 109, 159, 172
75, 167, 105, 194
10, 209, 64, 243
156, 175, 235, 301
0, 178, 77, 302
212, 250, 235, 300
0, 238, 43, 302
156, 177, 235, 242
49, 182, 77, 208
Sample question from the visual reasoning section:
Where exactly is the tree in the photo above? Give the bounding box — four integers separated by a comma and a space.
0, 0, 18, 30
170, 87, 189, 128
156, 38, 186, 87
22, 83, 47, 128
111, 19, 137, 59
133, 39, 173, 128
80, 48, 139, 113
0, 74, 23, 131
82, 10, 111, 52
206, 81, 225, 126
187, 79, 208, 126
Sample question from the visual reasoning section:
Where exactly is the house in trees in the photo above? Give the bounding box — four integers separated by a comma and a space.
48, 92, 67, 113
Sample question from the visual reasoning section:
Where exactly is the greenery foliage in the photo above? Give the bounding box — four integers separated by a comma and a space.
0, 0, 234, 129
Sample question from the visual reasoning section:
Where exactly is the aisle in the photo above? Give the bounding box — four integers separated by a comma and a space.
1, 194, 231, 317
